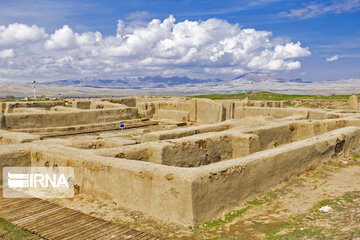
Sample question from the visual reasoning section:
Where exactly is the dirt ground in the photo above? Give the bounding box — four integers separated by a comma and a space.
48, 153, 360, 240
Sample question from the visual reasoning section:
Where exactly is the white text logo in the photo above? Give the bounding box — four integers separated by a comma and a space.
3, 167, 74, 198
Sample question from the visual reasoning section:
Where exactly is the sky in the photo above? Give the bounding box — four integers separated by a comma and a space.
0, 0, 359, 84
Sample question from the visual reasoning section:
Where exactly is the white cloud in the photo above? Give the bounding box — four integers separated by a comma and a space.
0, 23, 47, 47
247, 42, 310, 70
43, 25, 77, 50
326, 55, 339, 62
0, 49, 14, 59
280, 0, 360, 19
0, 15, 311, 81
93, 16, 309, 74
44, 25, 102, 50
116, 20, 125, 37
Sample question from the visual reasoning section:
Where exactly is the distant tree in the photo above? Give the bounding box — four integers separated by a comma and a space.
5, 95, 15, 99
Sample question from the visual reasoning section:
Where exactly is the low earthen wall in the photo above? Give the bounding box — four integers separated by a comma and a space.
4, 108, 138, 129
1, 126, 359, 226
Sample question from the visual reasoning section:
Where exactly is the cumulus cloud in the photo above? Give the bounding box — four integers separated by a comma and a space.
44, 25, 102, 50
247, 42, 310, 70
0, 23, 47, 47
92, 16, 310, 74
326, 55, 339, 62
280, 0, 360, 19
0, 15, 311, 81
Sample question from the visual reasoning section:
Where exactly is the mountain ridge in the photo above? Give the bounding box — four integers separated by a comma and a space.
38, 74, 311, 89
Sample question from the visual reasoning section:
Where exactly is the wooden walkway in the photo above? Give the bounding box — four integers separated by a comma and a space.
39, 121, 159, 139
0, 197, 162, 240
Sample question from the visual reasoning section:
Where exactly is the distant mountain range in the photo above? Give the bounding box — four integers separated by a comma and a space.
39, 76, 224, 89
2, 73, 359, 97
39, 74, 313, 89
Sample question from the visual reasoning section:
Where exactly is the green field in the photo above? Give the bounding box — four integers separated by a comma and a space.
191, 91, 357, 101
0, 99, 48, 102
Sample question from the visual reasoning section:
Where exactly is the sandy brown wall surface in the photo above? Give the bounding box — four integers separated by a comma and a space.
4, 107, 138, 129
190, 127, 360, 224
0, 144, 32, 184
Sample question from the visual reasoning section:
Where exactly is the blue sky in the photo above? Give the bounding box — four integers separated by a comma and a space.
0, 0, 359, 83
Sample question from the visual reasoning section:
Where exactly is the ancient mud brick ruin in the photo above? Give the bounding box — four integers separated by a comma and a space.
1, 96, 360, 226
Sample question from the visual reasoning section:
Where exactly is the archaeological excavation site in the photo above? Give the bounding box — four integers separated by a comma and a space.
1, 95, 360, 238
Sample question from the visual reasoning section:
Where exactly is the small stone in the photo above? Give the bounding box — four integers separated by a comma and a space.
165, 174, 174, 180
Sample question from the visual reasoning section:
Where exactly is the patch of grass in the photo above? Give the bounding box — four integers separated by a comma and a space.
342, 191, 358, 203
262, 214, 331, 239
264, 191, 359, 239
333, 205, 347, 212
0, 218, 42, 239
128, 212, 140, 221
191, 91, 356, 101
0, 99, 48, 102
266, 227, 325, 240
307, 191, 358, 216
193, 189, 283, 232
351, 228, 360, 237
247, 190, 280, 206
192, 206, 251, 233
264, 223, 293, 236
264, 190, 279, 202
224, 206, 251, 222
248, 220, 263, 229
216, 235, 246, 240
312, 199, 341, 212
284, 101, 294, 107
353, 154, 360, 159
291, 213, 307, 225
331, 162, 347, 168
329, 159, 360, 169
247, 220, 326, 240
289, 177, 306, 185
305, 168, 327, 179
247, 199, 263, 206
